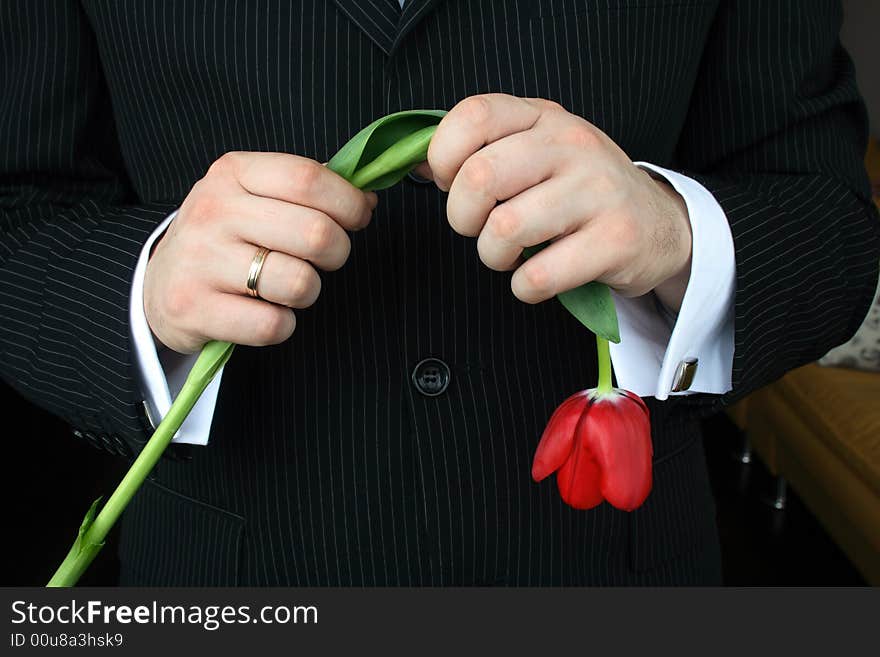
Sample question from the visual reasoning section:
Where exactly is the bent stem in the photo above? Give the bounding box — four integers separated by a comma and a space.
348, 125, 438, 190
596, 335, 613, 395
49, 108, 621, 585
47, 341, 234, 587
47, 113, 445, 587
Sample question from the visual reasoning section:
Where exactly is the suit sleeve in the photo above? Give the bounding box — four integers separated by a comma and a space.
0, 1, 178, 455
665, 0, 880, 413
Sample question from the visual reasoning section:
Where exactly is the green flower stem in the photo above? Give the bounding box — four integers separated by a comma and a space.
48, 341, 234, 587
47, 111, 446, 588
348, 125, 437, 190
48, 107, 620, 586
596, 334, 613, 394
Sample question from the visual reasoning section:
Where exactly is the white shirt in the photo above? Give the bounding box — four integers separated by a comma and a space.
129, 162, 735, 445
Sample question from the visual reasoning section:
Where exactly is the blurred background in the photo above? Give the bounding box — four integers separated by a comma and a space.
2, 1, 879, 586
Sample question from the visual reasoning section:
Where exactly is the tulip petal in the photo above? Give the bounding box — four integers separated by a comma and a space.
531, 391, 591, 482
584, 392, 653, 511
555, 421, 604, 510
619, 388, 650, 417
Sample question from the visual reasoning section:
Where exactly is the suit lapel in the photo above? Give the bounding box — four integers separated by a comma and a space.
331, 0, 447, 57
389, 0, 445, 56
330, 0, 401, 54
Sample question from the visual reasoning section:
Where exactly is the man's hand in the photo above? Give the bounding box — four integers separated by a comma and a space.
423, 94, 692, 312
144, 152, 376, 353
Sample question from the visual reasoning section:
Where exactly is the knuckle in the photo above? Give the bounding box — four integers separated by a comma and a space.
357, 200, 375, 229
540, 99, 566, 114
518, 261, 554, 301
560, 124, 600, 150
331, 193, 360, 228
304, 215, 335, 254
253, 309, 293, 345
446, 208, 480, 238
461, 155, 495, 190
289, 263, 319, 306
457, 95, 493, 128
352, 208, 372, 231
290, 159, 322, 196
207, 151, 238, 177
476, 238, 509, 272
186, 192, 223, 224
331, 233, 352, 269
488, 204, 521, 242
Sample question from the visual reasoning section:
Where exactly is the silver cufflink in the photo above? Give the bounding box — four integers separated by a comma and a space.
671, 358, 698, 392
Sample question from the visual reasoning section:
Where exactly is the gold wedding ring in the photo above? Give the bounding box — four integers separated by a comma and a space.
246, 246, 271, 299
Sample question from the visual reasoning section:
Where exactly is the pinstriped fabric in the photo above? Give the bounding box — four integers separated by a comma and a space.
1, 0, 878, 586
670, 0, 880, 419
389, 0, 444, 54
0, 1, 177, 451
331, 0, 401, 54
120, 479, 244, 586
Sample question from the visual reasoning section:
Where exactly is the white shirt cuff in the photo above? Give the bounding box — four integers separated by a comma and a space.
608, 163, 736, 401
129, 210, 222, 445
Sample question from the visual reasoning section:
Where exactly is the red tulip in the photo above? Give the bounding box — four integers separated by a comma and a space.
531, 388, 653, 511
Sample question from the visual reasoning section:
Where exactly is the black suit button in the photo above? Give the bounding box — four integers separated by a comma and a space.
407, 171, 432, 185
412, 358, 451, 397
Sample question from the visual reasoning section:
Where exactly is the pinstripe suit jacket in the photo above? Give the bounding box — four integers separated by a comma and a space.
1, 0, 878, 585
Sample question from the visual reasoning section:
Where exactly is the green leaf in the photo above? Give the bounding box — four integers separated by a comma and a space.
557, 283, 620, 344
75, 497, 104, 555
47, 498, 106, 586
522, 243, 620, 343
327, 109, 447, 184
349, 125, 439, 191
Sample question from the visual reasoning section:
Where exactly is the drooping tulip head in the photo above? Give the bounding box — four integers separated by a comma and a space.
531, 388, 652, 512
